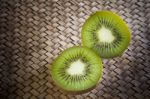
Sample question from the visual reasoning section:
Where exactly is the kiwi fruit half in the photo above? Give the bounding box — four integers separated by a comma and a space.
51, 46, 103, 92
81, 11, 131, 58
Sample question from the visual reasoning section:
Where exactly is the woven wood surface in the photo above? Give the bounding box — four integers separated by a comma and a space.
0, 0, 150, 99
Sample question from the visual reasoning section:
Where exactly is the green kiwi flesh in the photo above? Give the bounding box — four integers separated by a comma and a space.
81, 11, 131, 58
51, 46, 103, 92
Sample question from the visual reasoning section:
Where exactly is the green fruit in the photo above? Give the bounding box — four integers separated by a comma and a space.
81, 11, 131, 58
51, 46, 103, 92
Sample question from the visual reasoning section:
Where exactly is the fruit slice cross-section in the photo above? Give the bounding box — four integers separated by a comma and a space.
51, 46, 103, 92
81, 11, 131, 58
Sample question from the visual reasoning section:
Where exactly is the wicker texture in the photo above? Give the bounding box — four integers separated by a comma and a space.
0, 0, 150, 99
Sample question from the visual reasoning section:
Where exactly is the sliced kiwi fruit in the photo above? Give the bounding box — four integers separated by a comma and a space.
51, 46, 103, 92
81, 11, 131, 58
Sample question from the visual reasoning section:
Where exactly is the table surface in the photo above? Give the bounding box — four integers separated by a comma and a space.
0, 0, 150, 99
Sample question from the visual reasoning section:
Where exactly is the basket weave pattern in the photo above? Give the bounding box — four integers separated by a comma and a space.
0, 0, 150, 99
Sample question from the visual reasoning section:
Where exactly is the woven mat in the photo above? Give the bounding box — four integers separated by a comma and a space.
0, 0, 150, 99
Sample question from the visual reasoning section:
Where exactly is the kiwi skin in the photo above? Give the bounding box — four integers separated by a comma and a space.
81, 10, 131, 58
50, 74, 102, 94
50, 46, 103, 93
52, 79, 97, 94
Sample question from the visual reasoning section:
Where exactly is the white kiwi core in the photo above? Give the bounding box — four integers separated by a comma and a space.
66, 60, 86, 75
97, 26, 115, 43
